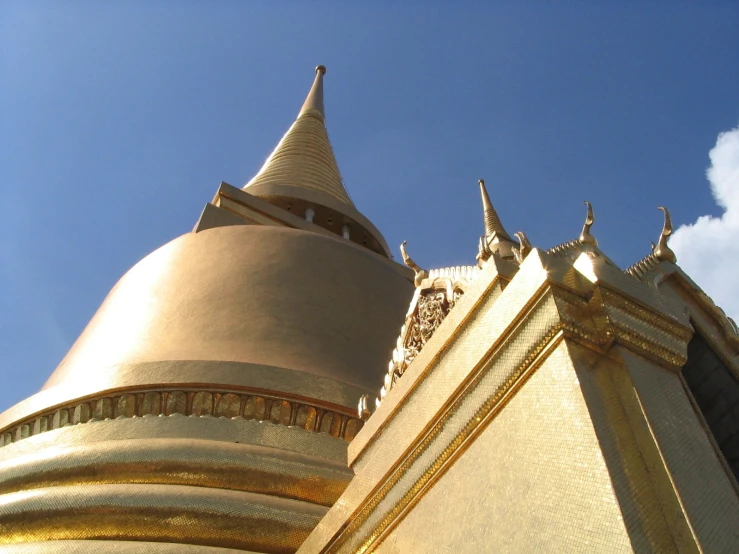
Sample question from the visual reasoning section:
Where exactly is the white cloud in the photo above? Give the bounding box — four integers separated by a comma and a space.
671, 125, 739, 320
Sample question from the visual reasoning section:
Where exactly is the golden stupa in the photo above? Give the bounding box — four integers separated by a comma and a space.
1, 67, 738, 553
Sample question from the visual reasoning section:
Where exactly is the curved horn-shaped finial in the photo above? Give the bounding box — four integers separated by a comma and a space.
653, 206, 677, 263
579, 201, 598, 247
400, 241, 428, 286
513, 231, 532, 264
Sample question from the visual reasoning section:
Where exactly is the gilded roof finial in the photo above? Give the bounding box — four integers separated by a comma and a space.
400, 241, 428, 286
298, 64, 327, 120
653, 206, 677, 263
478, 179, 512, 240
579, 201, 598, 247
244, 65, 357, 208
513, 231, 532, 264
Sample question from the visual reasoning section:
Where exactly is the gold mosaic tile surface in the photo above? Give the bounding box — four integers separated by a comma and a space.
301, 247, 739, 553
363, 343, 632, 553
622, 349, 739, 551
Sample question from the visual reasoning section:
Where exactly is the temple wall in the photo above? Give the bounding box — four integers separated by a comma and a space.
620, 347, 739, 550
299, 250, 739, 554
373, 341, 633, 554
681, 332, 739, 480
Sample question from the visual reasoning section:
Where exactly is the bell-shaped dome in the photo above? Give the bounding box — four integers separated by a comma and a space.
46, 224, 412, 396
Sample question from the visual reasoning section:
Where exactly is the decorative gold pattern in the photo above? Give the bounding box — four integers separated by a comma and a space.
1, 388, 364, 448
547, 202, 601, 261
379, 265, 480, 405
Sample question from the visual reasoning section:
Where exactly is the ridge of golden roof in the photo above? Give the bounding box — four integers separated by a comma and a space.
244, 65, 354, 207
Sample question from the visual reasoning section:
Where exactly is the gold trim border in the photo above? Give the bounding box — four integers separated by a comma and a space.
1, 387, 364, 449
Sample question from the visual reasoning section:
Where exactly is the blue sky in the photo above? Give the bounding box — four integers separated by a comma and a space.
2, 1, 738, 412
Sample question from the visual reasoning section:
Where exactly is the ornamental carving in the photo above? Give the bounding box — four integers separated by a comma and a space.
1, 388, 365, 448
405, 291, 456, 365
376, 266, 478, 408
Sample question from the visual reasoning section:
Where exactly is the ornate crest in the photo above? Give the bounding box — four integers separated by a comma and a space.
376, 264, 479, 408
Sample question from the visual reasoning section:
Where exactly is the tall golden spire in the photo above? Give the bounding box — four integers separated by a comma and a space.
242, 65, 392, 258
244, 65, 354, 207
477, 179, 516, 263
299, 64, 326, 119
479, 179, 513, 241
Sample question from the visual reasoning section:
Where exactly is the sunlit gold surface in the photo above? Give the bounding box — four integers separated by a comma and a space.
1, 541, 253, 554
209, 182, 395, 259
301, 247, 739, 553
0, 414, 354, 552
0, 359, 372, 436
0, 438, 352, 506
476, 178, 516, 261
241, 67, 394, 258
245, 66, 352, 207
373, 343, 632, 553
0, 415, 351, 465
5, 65, 739, 553
0, 483, 325, 551
41, 225, 411, 393
0, 385, 365, 448
0, 186, 410, 551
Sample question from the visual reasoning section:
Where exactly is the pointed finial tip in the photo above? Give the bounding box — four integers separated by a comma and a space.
579, 201, 597, 246
478, 179, 485, 186
315, 65, 327, 75
654, 206, 676, 263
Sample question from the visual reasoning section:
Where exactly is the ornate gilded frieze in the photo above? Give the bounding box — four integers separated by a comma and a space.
376, 261, 480, 407
1, 388, 365, 448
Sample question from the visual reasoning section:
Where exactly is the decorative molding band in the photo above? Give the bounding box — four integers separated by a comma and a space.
0, 388, 365, 449
0, 483, 326, 551
0, 438, 352, 507
549, 283, 692, 370
597, 287, 693, 369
